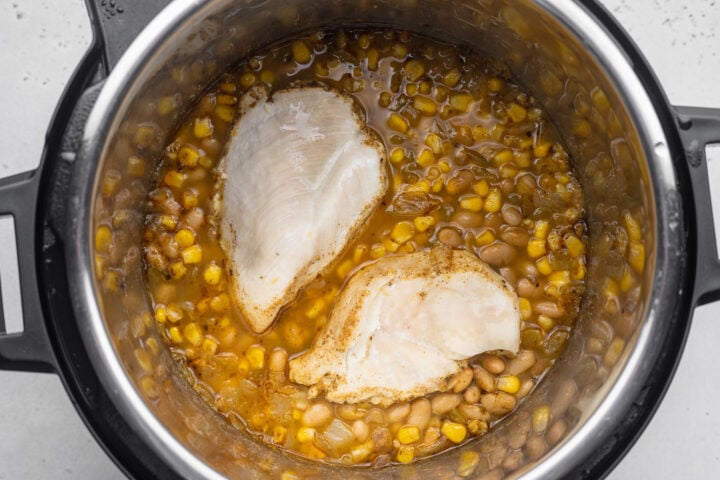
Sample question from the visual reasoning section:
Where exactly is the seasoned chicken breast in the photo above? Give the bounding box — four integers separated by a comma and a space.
216, 86, 387, 333
289, 247, 521, 406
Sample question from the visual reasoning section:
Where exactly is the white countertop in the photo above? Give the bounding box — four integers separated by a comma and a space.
1, 1, 718, 478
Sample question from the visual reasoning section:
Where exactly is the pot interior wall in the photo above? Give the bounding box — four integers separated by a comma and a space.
89, 0, 655, 477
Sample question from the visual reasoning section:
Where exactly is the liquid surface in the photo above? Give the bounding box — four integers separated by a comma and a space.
142, 29, 587, 466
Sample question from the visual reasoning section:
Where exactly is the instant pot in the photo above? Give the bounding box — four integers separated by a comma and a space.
1, 0, 719, 478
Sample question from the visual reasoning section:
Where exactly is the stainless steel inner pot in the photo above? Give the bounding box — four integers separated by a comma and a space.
68, 0, 688, 477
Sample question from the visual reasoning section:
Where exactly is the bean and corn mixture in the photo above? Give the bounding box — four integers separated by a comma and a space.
137, 29, 596, 466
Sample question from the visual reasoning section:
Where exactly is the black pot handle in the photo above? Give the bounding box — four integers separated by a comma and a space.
85, 0, 171, 74
676, 106, 720, 306
0, 171, 55, 372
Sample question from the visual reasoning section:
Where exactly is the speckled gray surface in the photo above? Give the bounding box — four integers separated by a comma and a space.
0, 1, 718, 478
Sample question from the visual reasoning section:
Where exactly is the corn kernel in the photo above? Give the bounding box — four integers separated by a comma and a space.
424, 133, 444, 154
549, 271, 571, 289
203, 263, 223, 286
391, 221, 415, 244
95, 225, 112, 253
573, 263, 587, 281
488, 76, 504, 93
565, 234, 585, 257
336, 259, 354, 280
475, 229, 495, 246
483, 189, 502, 213
537, 314, 554, 331
178, 145, 200, 167
305, 298, 326, 320
537, 256, 552, 276
390, 147, 406, 164
443, 68, 462, 87
628, 241, 645, 273
507, 102, 527, 122
127, 155, 146, 177
166, 303, 183, 323
396, 445, 415, 463
292, 40, 312, 64
183, 323, 203, 347
387, 113, 409, 133
604, 337, 625, 367
533, 141, 552, 158
157, 96, 178, 116
296, 426, 316, 443
260, 70, 275, 85
237, 357, 250, 374
496, 375, 521, 394
239, 72, 256, 89
164, 170, 185, 189
414, 95, 437, 115
246, 345, 266, 370
573, 119, 592, 138
366, 48, 379, 71
533, 405, 551, 433
431, 178, 443, 193
413, 179, 431, 193
519, 297, 532, 320
271, 425, 288, 445
370, 244, 386, 259
457, 451, 480, 477
441, 421, 467, 443
416, 148, 436, 168
215, 105, 236, 123
534, 220, 550, 240
493, 149, 514, 165
210, 294, 230, 313
383, 238, 400, 253
181, 244, 203, 264
404, 59, 426, 81
182, 189, 199, 209
469, 180, 488, 198
620, 268, 636, 292
351, 441, 373, 463
133, 124, 156, 148
413, 216, 435, 233
169, 326, 183, 344
154, 305, 167, 324
527, 239, 547, 258
514, 150, 532, 168
624, 212, 642, 242
175, 228, 195, 248
398, 425, 421, 444
450, 93, 473, 112
460, 195, 483, 212
491, 124, 505, 141
160, 215, 177, 230
202, 337, 219, 355
193, 117, 214, 139
438, 160, 451, 174
169, 261, 187, 279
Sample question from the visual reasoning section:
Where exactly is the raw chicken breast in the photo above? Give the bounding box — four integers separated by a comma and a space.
289, 247, 521, 406
216, 86, 387, 333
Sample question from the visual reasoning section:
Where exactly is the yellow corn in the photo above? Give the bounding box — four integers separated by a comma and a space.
336, 259, 354, 280
573, 262, 587, 281
305, 298, 326, 320
239, 72, 256, 89
182, 189, 198, 209
215, 105, 236, 123
273, 425, 288, 445
350, 441, 373, 463
514, 150, 531, 168
424, 133, 444, 154
475, 229, 495, 246
533, 141, 552, 158
391, 221, 415, 244
534, 220, 550, 240
624, 212, 642, 241
383, 238, 400, 253
154, 305, 167, 324
390, 147, 406, 164
181, 244, 203, 264
396, 445, 415, 464
413, 216, 435, 232
246, 345, 266, 370
353, 244, 368, 264
164, 170, 185, 189
628, 241, 645, 273
484, 189, 502, 213
565, 234, 585, 257
494, 149, 514, 165
183, 323, 203, 347
175, 228, 195, 248
178, 145, 199, 167
443, 68, 462, 87
441, 421, 467, 443
157, 96, 178, 116
537, 314, 554, 331
169, 261, 187, 279
620, 268, 636, 292
439, 160, 452, 173
169, 326, 183, 344
472, 125, 489, 141
237, 357, 250, 374
416, 148, 436, 168
367, 48, 379, 71
532, 405, 551, 433
487, 76, 504, 93
160, 215, 177, 230
457, 451, 480, 477
491, 124, 505, 141
549, 270, 571, 288
296, 426, 316, 443
193, 117, 213, 139
573, 119, 592, 138
201, 337, 218, 355
95, 225, 112, 253
414, 96, 437, 115
527, 239, 547, 258
203, 263, 223, 286
387, 113, 409, 133
604, 337, 625, 367
398, 425, 421, 444
460, 195, 483, 212
260, 70, 275, 85
370, 244, 386, 259
472, 179, 490, 197
133, 125, 156, 148
496, 375, 521, 394
507, 103, 527, 122
450, 93, 473, 112
126, 155, 146, 177
404, 59, 426, 81
292, 40, 312, 64
166, 303, 183, 323
519, 297, 532, 320
537, 256, 552, 275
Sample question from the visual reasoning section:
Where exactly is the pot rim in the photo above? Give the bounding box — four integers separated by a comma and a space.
66, 0, 689, 478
